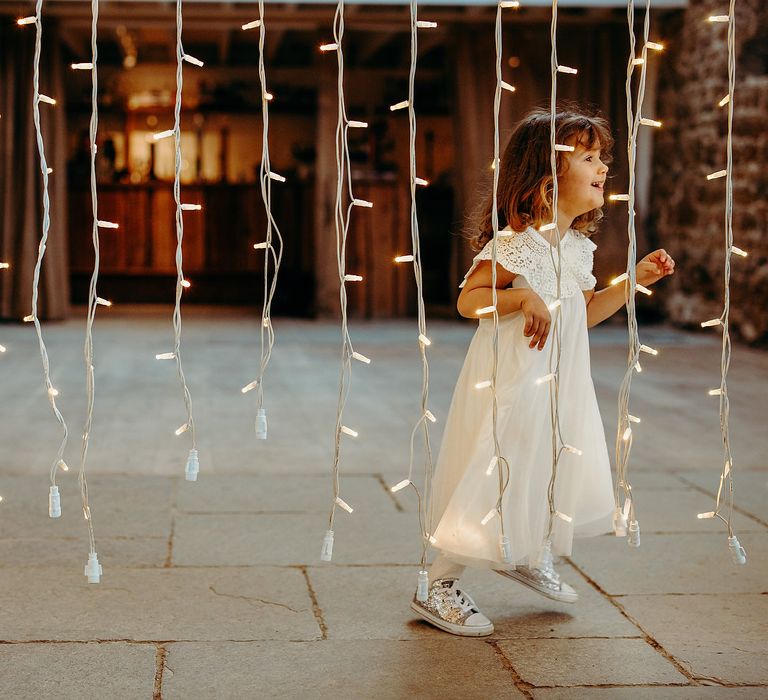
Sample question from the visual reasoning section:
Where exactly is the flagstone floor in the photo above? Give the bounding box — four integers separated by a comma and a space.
0, 307, 765, 698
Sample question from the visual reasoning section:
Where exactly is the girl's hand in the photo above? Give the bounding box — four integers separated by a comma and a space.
636, 249, 675, 287
521, 291, 551, 351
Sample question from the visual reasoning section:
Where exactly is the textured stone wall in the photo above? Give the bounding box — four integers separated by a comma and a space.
651, 0, 767, 344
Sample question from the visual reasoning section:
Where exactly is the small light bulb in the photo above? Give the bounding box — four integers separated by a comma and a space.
731, 246, 748, 257
156, 352, 176, 360
701, 318, 723, 328
636, 284, 652, 296
536, 373, 555, 385
476, 305, 496, 315
153, 129, 175, 141
390, 479, 410, 493
628, 414, 641, 423
241, 379, 259, 393
320, 42, 338, 52
181, 280, 191, 288
348, 120, 368, 128
268, 171, 286, 183
48, 387, 59, 397
95, 297, 112, 307
708, 388, 723, 396
352, 198, 373, 208
395, 255, 414, 263
646, 41, 664, 51
418, 334, 431, 346
639, 344, 658, 356
335, 496, 354, 514
241, 19, 262, 30
500, 81, 516, 93
718, 95, 730, 107
555, 511, 573, 523
557, 65, 578, 75
175, 423, 189, 436
340, 426, 358, 438
414, 178, 429, 187
548, 299, 561, 311
475, 380, 491, 389
181, 203, 202, 211
610, 194, 630, 202
697, 511, 716, 519
0, 262, 9, 269
564, 444, 583, 455
425, 410, 437, 423
351, 351, 371, 364
539, 222, 557, 232
416, 20, 437, 28
253, 242, 269, 250
97, 220, 119, 229
344, 274, 363, 282
622, 427, 632, 441
71, 62, 93, 70
554, 144, 575, 152
611, 272, 628, 285
707, 15, 730, 22
17, 15, 37, 25
182, 54, 204, 67
707, 169, 727, 180
481, 509, 497, 526
390, 100, 409, 111
485, 456, 498, 476
23, 315, 35, 323
640, 118, 662, 128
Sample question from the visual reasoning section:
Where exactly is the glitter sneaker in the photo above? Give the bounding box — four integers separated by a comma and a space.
494, 564, 578, 604
410, 578, 494, 637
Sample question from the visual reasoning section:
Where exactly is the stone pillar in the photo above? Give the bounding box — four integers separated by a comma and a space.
652, 0, 768, 343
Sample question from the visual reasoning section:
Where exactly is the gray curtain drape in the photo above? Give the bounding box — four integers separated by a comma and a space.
0, 17, 70, 320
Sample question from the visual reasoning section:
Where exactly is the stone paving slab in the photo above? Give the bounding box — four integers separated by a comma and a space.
619, 594, 768, 685
0, 536, 168, 568
533, 687, 768, 699
172, 511, 422, 567
175, 474, 404, 514
497, 638, 689, 687
309, 563, 638, 641
161, 640, 525, 699
676, 470, 768, 526
0, 475, 174, 539
0, 567, 319, 642
569, 533, 768, 595
0, 642, 156, 700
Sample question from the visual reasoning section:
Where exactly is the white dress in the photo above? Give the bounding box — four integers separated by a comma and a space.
429, 225, 615, 569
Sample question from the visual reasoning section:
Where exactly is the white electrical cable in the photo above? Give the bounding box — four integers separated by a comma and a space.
320, 0, 371, 562
612, 0, 656, 548
78, 0, 103, 583
250, 0, 285, 441
171, 0, 201, 482
539, 0, 571, 561
385, 1, 440, 600
25, 2, 71, 519
699, 0, 744, 565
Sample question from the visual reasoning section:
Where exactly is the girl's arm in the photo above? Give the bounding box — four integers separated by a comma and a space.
458, 260, 552, 350
586, 248, 676, 328
457, 260, 531, 319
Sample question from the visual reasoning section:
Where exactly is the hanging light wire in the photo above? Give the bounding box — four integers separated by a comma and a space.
698, 0, 744, 565
538, 0, 572, 566
78, 0, 103, 582
386, 1, 441, 600
320, 0, 369, 562
171, 0, 200, 480
251, 0, 285, 438
612, 0, 655, 547
27, 1, 71, 515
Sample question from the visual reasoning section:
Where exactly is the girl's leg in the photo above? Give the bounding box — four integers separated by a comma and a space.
429, 553, 466, 583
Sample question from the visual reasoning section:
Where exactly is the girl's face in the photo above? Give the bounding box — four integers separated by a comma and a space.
557, 143, 609, 218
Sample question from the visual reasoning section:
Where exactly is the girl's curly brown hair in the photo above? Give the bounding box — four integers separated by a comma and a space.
467, 105, 614, 251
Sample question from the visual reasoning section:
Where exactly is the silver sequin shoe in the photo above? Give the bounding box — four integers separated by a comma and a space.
494, 565, 578, 604
411, 578, 494, 637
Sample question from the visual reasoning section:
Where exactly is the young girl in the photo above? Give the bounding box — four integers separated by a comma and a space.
411, 107, 675, 637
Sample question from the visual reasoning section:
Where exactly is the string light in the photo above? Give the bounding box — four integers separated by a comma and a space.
611, 0, 663, 546
23, 0, 81, 584
75, 0, 107, 583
